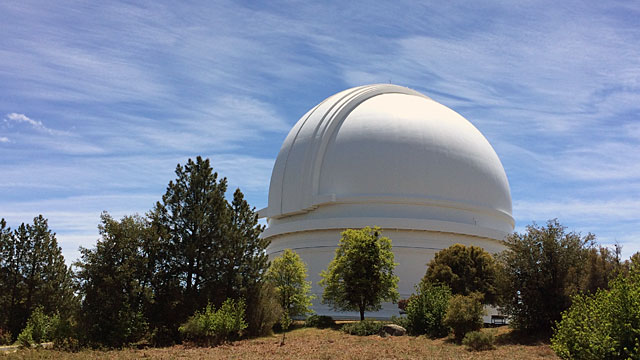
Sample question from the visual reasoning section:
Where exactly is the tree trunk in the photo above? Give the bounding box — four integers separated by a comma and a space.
360, 307, 365, 321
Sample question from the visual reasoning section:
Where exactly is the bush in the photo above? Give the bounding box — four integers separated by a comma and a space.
179, 298, 247, 346
17, 325, 34, 348
49, 314, 80, 351
17, 306, 52, 347
341, 320, 385, 336
26, 306, 50, 344
444, 293, 485, 342
551, 273, 640, 359
304, 315, 335, 329
245, 282, 282, 337
405, 281, 451, 337
0, 328, 12, 345
462, 330, 495, 351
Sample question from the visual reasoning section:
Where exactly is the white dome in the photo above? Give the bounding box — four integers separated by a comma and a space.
262, 84, 513, 238
261, 84, 513, 319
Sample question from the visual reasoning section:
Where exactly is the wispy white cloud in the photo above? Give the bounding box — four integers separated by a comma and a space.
1, 0, 639, 265
4, 112, 58, 134
514, 199, 640, 223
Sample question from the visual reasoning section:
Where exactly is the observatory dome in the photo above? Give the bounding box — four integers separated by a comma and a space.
260, 84, 514, 318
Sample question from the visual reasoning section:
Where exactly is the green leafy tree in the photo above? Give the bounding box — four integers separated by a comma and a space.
424, 244, 499, 304
266, 249, 314, 320
150, 157, 268, 342
498, 219, 594, 335
266, 249, 313, 345
75, 212, 154, 347
581, 245, 624, 294
319, 226, 399, 320
0, 216, 76, 340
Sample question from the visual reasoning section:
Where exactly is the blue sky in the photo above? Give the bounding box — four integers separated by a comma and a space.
1, 0, 639, 264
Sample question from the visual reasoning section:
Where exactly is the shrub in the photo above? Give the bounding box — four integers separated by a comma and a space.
179, 298, 247, 346
405, 281, 451, 337
245, 282, 282, 337
0, 328, 12, 345
341, 320, 385, 336
444, 293, 485, 342
17, 306, 52, 347
551, 273, 640, 360
49, 314, 80, 351
17, 325, 34, 348
462, 330, 495, 351
26, 306, 51, 344
304, 315, 335, 329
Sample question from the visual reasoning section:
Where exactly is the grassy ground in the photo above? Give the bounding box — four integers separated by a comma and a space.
1, 326, 558, 360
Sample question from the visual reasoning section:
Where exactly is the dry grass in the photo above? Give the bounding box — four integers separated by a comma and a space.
2, 326, 558, 360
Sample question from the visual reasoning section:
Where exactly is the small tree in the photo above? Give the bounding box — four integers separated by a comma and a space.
319, 227, 399, 320
75, 213, 153, 348
498, 219, 595, 335
266, 249, 314, 320
266, 249, 313, 345
424, 244, 498, 304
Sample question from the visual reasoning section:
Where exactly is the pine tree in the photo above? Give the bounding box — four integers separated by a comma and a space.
0, 216, 75, 339
150, 157, 268, 342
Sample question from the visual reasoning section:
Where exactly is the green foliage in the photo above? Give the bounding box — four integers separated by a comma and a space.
17, 325, 34, 348
497, 219, 596, 334
150, 157, 268, 342
551, 273, 640, 360
49, 314, 80, 351
0, 327, 11, 345
390, 315, 409, 329
581, 245, 625, 294
179, 298, 248, 346
17, 306, 52, 347
75, 213, 153, 348
405, 281, 451, 337
266, 249, 314, 326
424, 244, 499, 304
0, 216, 76, 340
462, 330, 495, 351
444, 293, 485, 342
244, 281, 282, 337
25, 307, 50, 344
304, 315, 335, 329
319, 227, 399, 320
341, 320, 385, 336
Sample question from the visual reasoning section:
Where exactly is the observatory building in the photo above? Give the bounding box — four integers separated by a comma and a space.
259, 84, 514, 318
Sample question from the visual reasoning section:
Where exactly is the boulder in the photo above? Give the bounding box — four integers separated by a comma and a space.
379, 324, 406, 337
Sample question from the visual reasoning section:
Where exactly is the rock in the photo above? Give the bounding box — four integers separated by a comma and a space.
379, 324, 406, 337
